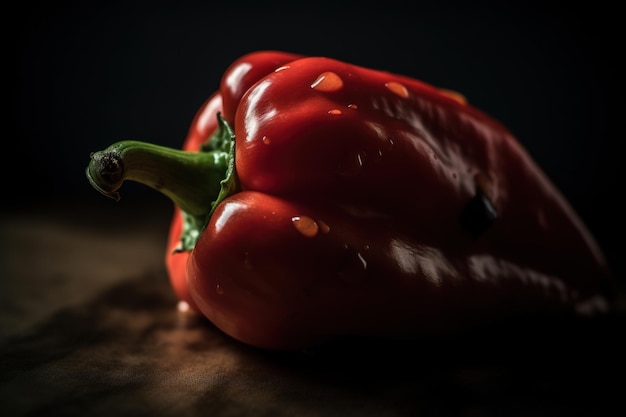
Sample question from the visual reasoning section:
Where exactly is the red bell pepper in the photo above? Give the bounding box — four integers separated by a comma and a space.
86, 51, 613, 349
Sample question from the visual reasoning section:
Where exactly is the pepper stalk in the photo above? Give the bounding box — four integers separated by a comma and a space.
86, 113, 238, 251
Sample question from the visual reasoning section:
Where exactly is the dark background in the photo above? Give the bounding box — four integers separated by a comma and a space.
3, 2, 625, 415
9, 0, 623, 278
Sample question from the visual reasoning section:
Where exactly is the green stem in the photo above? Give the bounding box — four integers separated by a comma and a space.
86, 140, 227, 217
87, 113, 237, 251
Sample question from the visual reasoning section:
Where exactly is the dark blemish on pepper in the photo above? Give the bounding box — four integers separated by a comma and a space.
460, 191, 497, 238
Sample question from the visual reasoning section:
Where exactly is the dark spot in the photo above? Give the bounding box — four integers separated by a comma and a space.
460, 191, 497, 238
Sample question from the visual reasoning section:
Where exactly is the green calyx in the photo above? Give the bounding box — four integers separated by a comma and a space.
86, 113, 238, 251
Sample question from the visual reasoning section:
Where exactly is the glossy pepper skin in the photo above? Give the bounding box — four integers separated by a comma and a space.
87, 51, 613, 350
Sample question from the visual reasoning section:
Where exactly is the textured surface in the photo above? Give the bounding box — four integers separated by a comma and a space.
1, 201, 624, 417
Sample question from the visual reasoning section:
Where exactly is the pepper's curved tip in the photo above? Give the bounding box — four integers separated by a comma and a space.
86, 151, 123, 202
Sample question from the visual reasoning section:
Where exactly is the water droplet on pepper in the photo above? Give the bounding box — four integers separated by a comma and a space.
348, 103, 358, 110
474, 172, 493, 200
216, 282, 225, 295
336, 150, 365, 177
292, 215, 319, 237
318, 220, 331, 234
328, 109, 342, 115
262, 135, 271, 144
439, 88, 467, 104
311, 71, 344, 91
385, 81, 409, 98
